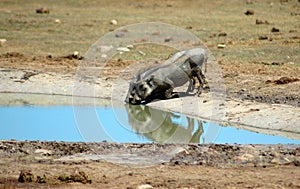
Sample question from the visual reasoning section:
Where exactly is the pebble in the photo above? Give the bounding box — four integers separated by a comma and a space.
217, 43, 226, 48
34, 149, 53, 155
110, 19, 118, 25
36, 8, 50, 14
136, 184, 153, 189
164, 36, 173, 42
126, 44, 134, 49
73, 51, 80, 58
258, 36, 268, 40
55, 19, 61, 24
245, 10, 254, 15
138, 50, 146, 56
0, 39, 7, 47
117, 47, 130, 52
218, 31, 227, 37
271, 27, 280, 32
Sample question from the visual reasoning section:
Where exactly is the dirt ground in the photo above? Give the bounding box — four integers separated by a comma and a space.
0, 0, 300, 188
0, 141, 299, 189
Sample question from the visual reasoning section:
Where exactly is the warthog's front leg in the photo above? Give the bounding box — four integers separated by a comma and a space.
193, 67, 206, 96
186, 78, 196, 93
165, 87, 179, 99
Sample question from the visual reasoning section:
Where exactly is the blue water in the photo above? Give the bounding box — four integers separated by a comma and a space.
0, 105, 299, 144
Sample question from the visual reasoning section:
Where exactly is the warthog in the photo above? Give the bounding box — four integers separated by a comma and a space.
125, 48, 208, 105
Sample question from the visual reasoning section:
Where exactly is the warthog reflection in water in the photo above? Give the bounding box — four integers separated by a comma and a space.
125, 104, 204, 143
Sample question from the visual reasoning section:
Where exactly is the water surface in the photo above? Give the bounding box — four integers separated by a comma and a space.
1, 105, 299, 144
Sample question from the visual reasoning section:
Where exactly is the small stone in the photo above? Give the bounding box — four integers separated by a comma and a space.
218, 32, 227, 37
36, 8, 50, 14
138, 50, 146, 56
117, 47, 130, 52
127, 44, 134, 49
0, 39, 7, 47
164, 36, 173, 42
73, 51, 79, 58
34, 149, 53, 155
271, 27, 280, 32
217, 43, 226, 48
259, 35, 268, 40
110, 19, 118, 25
55, 19, 61, 24
136, 184, 153, 189
245, 10, 254, 15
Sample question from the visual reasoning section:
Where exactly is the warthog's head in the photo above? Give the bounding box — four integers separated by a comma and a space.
125, 76, 172, 105
125, 78, 155, 105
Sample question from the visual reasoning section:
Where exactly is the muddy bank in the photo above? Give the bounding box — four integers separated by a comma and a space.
1, 141, 299, 168
0, 141, 299, 188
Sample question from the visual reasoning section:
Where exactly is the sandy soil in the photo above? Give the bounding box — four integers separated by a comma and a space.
1, 0, 300, 188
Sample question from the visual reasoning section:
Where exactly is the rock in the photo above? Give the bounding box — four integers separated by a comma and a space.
217, 43, 226, 48
110, 19, 118, 25
73, 51, 79, 58
138, 50, 146, 56
245, 10, 254, 15
34, 149, 53, 155
136, 184, 153, 189
126, 44, 134, 49
55, 19, 61, 24
259, 36, 268, 40
271, 27, 280, 32
238, 153, 254, 162
218, 31, 227, 37
117, 47, 130, 52
0, 39, 7, 47
164, 36, 173, 42
18, 170, 34, 183
36, 8, 50, 14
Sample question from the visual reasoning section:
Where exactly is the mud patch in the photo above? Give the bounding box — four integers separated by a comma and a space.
266, 77, 300, 85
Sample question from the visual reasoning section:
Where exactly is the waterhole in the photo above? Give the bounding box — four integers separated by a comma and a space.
1, 102, 299, 144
